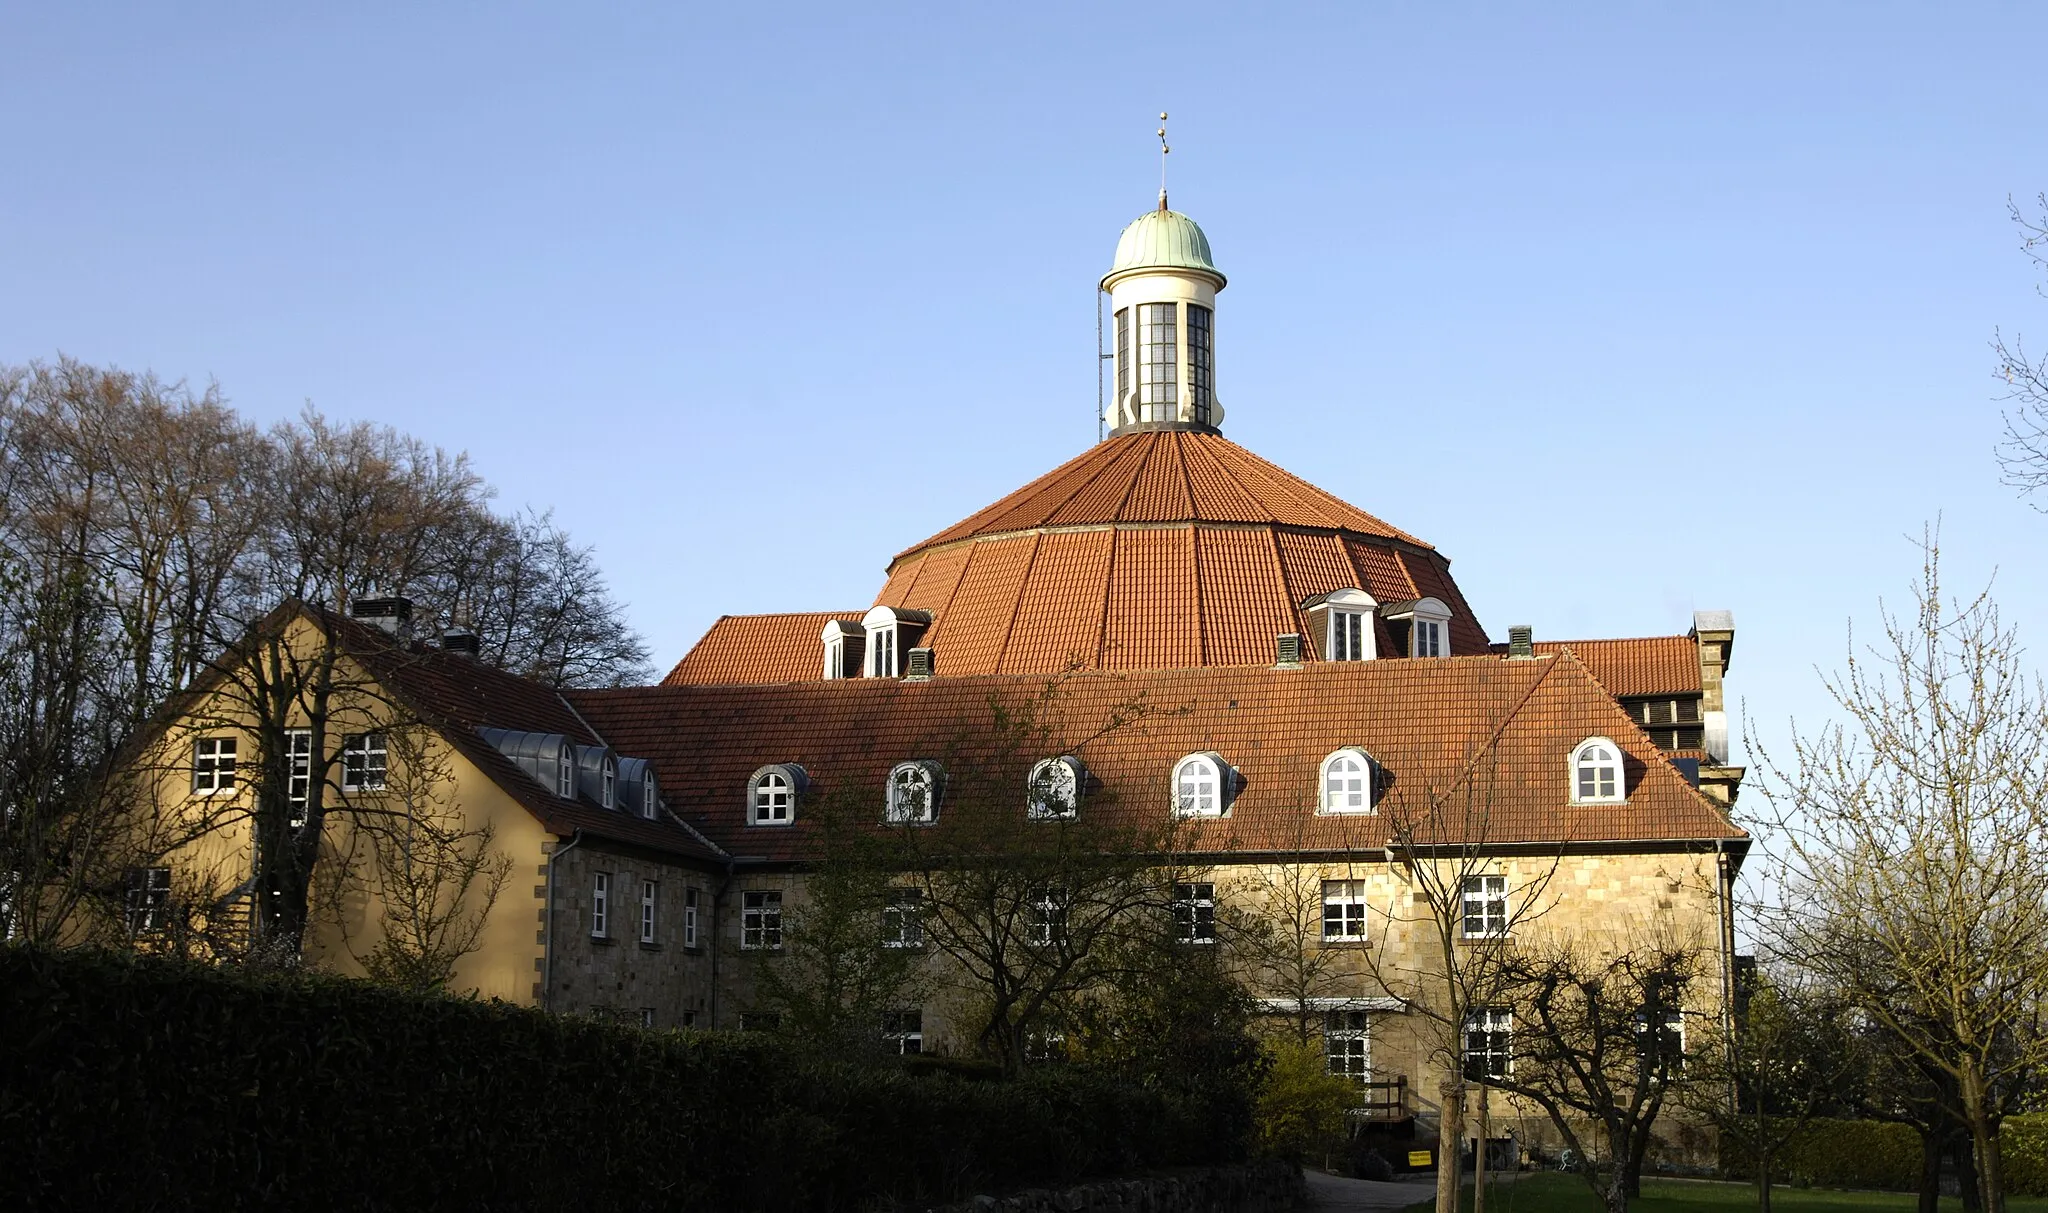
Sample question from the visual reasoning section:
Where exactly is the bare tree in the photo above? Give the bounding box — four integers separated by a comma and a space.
1996, 193, 2048, 500
1226, 812, 1364, 1047
1754, 537, 2048, 1213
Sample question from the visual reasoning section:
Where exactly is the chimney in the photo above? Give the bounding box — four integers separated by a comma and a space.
1507, 625, 1534, 658
1275, 633, 1303, 667
903, 647, 935, 681
441, 627, 481, 657
351, 597, 414, 637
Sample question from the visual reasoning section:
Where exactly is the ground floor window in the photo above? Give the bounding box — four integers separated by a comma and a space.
1465, 1008, 1512, 1080
742, 889, 783, 949
125, 867, 171, 934
883, 1009, 923, 1055
1173, 881, 1217, 943
1325, 1010, 1370, 1082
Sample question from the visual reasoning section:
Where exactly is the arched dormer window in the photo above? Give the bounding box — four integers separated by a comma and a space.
643, 771, 660, 818
861, 606, 932, 678
748, 764, 808, 826
886, 760, 944, 824
1382, 597, 1452, 659
1320, 747, 1375, 814
1172, 752, 1232, 818
1027, 756, 1086, 819
1302, 588, 1379, 662
556, 743, 575, 798
821, 619, 864, 680
1571, 738, 1625, 804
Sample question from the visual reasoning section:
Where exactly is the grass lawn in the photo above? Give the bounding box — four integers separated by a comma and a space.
1416, 1172, 2048, 1213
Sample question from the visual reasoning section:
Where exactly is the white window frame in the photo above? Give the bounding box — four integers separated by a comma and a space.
591, 871, 611, 939
1384, 596, 1451, 659
341, 732, 388, 793
556, 743, 575, 798
1027, 886, 1067, 947
882, 887, 924, 948
1171, 752, 1230, 818
882, 1009, 924, 1055
1324, 1009, 1371, 1083
640, 879, 657, 944
742, 889, 783, 950
1461, 874, 1508, 939
748, 764, 804, 827
1571, 737, 1625, 804
126, 866, 172, 934
821, 620, 864, 680
1318, 747, 1374, 814
1027, 755, 1084, 819
284, 729, 313, 827
683, 887, 700, 948
192, 736, 237, 796
642, 773, 660, 819
1321, 879, 1369, 942
885, 761, 942, 825
1310, 588, 1379, 662
1173, 881, 1217, 944
600, 756, 617, 810
1465, 1008, 1513, 1080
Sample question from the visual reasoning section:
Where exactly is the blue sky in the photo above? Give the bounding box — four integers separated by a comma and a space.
5, 4, 2046, 778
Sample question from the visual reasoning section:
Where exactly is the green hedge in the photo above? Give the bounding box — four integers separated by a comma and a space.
1721, 1116, 2048, 1197
0, 946, 1230, 1211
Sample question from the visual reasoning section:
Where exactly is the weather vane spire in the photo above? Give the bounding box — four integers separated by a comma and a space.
1157, 112, 1170, 211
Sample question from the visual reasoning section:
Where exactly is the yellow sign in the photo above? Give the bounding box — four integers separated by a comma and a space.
1407, 1150, 1433, 1167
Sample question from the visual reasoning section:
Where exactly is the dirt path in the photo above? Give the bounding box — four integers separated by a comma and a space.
1301, 1170, 1434, 1212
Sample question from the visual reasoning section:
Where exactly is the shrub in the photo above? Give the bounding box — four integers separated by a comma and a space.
2005, 1114, 2048, 1198
1254, 1037, 1357, 1161
1719, 1118, 1921, 1191
0, 946, 1235, 1211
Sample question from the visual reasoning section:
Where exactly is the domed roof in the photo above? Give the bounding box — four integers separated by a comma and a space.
1103, 206, 1225, 289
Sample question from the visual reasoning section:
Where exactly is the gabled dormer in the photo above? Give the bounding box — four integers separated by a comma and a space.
1381, 597, 1452, 658
1301, 588, 1378, 662
860, 606, 931, 678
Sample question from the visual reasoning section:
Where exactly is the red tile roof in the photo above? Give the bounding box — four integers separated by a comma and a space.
663, 612, 861, 687
569, 652, 1743, 865
1506, 636, 1704, 698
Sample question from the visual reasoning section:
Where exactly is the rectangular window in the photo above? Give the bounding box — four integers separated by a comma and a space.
1331, 610, 1367, 661
640, 879, 658, 944
1461, 875, 1507, 939
1636, 1006, 1686, 1072
341, 732, 388, 792
1027, 887, 1066, 947
882, 887, 923, 948
1186, 303, 1213, 425
284, 729, 312, 827
742, 890, 783, 950
868, 626, 897, 678
683, 887, 700, 948
638, 1008, 656, 1029
1173, 882, 1217, 944
1413, 619, 1443, 658
125, 867, 171, 934
1325, 1010, 1371, 1083
883, 1009, 924, 1055
1465, 1008, 1512, 1081
591, 872, 611, 939
1115, 307, 1130, 411
1136, 301, 1178, 422
192, 736, 237, 795
1321, 879, 1369, 942
680, 1010, 698, 1028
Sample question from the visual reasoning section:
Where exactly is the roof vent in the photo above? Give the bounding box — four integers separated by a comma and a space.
1508, 625, 1534, 659
351, 597, 414, 636
904, 648, 935, 681
1275, 633, 1303, 667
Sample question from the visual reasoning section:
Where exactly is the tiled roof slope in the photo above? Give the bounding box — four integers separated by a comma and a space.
663, 612, 861, 687
316, 609, 726, 862
898, 429, 1431, 557
1487, 636, 1703, 698
568, 652, 1743, 865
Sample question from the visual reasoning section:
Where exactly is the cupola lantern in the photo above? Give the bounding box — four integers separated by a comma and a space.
1101, 202, 1226, 436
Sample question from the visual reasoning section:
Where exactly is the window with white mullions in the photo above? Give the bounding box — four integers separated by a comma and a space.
192, 736, 237, 795
885, 761, 941, 825
341, 733, 387, 792
752, 770, 794, 825
683, 887, 700, 948
1461, 875, 1507, 938
882, 887, 924, 948
1321, 879, 1369, 942
284, 729, 312, 827
640, 880, 658, 944
591, 872, 611, 939
1414, 618, 1443, 657
882, 1009, 924, 1055
1319, 748, 1373, 814
1324, 1010, 1371, 1083
1464, 1008, 1512, 1080
1571, 737, 1624, 803
125, 867, 171, 934
1173, 882, 1217, 944
742, 890, 783, 950
1114, 307, 1131, 411
1330, 610, 1367, 661
1027, 887, 1067, 947
1136, 302, 1178, 422
1172, 752, 1229, 817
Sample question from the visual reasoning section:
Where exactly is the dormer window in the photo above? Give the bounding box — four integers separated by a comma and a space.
860, 606, 931, 678
1571, 738, 1625, 804
886, 760, 943, 824
1320, 747, 1375, 814
1302, 588, 1378, 662
1027, 756, 1086, 819
1381, 597, 1452, 659
1172, 752, 1232, 818
556, 744, 575, 798
574, 746, 619, 809
822, 620, 865, 680
643, 772, 659, 818
748, 764, 808, 826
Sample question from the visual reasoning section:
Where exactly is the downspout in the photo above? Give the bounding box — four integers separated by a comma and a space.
541, 829, 585, 1015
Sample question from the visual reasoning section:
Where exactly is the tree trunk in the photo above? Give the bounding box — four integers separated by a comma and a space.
1603, 1159, 1631, 1213
1917, 1129, 1942, 1213
1437, 1078, 1464, 1213
1954, 1133, 1981, 1213
1474, 1084, 1489, 1213
1758, 1151, 1772, 1213
1961, 1068, 2005, 1213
